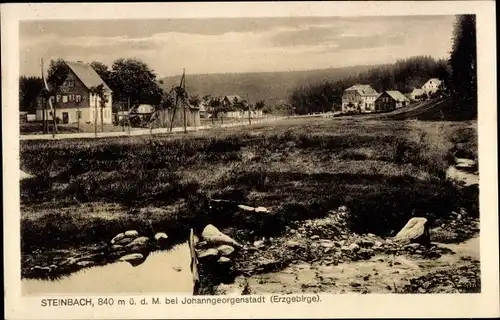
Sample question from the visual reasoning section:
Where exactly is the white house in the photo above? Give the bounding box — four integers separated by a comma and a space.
421, 78, 442, 94
341, 84, 380, 113
36, 60, 113, 124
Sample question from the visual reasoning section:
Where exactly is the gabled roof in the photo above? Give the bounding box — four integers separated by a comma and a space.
65, 61, 112, 92
424, 78, 442, 85
411, 88, 425, 95
224, 95, 245, 103
344, 84, 379, 96
385, 90, 410, 102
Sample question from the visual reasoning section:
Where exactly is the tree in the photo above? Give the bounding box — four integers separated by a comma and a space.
449, 15, 477, 117
109, 58, 163, 107
46, 59, 70, 133
19, 76, 43, 113
255, 100, 265, 110
188, 94, 201, 108
90, 61, 112, 87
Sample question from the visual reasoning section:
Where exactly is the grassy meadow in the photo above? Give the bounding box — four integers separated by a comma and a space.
20, 117, 478, 255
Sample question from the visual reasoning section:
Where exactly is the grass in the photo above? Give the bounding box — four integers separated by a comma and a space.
20, 117, 478, 254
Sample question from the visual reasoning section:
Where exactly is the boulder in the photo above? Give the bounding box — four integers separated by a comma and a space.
111, 233, 126, 244
393, 218, 430, 246
124, 230, 139, 238
253, 240, 265, 248
217, 245, 235, 257
238, 204, 255, 211
114, 236, 135, 246
218, 257, 231, 263
111, 244, 124, 251
76, 261, 95, 267
198, 248, 219, 259
285, 240, 303, 249
201, 224, 243, 248
310, 235, 320, 240
119, 253, 145, 267
126, 236, 151, 253
348, 243, 360, 252
255, 207, 269, 213
319, 239, 335, 248
154, 232, 169, 247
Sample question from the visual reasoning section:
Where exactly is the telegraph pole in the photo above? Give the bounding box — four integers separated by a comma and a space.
182, 68, 187, 134
247, 93, 251, 125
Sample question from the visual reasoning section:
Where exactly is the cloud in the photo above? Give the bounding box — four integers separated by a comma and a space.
19, 16, 456, 77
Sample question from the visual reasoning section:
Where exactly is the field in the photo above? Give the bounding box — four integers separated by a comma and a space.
20, 117, 478, 280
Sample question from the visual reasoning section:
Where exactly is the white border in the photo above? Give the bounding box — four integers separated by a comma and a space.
2, 2, 499, 319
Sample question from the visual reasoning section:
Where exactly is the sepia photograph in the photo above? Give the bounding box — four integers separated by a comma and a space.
2, 1, 498, 319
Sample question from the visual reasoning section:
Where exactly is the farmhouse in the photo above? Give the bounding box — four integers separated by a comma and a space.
410, 88, 425, 101
341, 84, 379, 114
375, 90, 410, 112
422, 78, 442, 94
36, 61, 113, 124
219, 95, 263, 119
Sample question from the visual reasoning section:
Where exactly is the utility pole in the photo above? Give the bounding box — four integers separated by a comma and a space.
182, 68, 187, 134
121, 101, 124, 131
247, 93, 251, 125
94, 90, 98, 137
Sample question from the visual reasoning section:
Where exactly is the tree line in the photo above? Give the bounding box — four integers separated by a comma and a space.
288, 15, 477, 118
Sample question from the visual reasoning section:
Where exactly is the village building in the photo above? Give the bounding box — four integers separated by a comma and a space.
36, 61, 113, 124
410, 88, 426, 101
421, 78, 442, 94
375, 90, 410, 112
220, 95, 263, 119
341, 84, 379, 114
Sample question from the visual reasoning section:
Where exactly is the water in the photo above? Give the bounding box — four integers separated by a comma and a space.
22, 242, 194, 295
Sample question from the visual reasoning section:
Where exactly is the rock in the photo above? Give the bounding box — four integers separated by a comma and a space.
201, 224, 243, 248
423, 281, 432, 289
124, 230, 139, 238
20, 170, 34, 180
119, 253, 145, 267
76, 261, 95, 267
348, 243, 360, 251
285, 240, 302, 249
111, 244, 124, 251
111, 233, 125, 244
310, 235, 320, 240
60, 257, 80, 266
289, 229, 297, 234
217, 245, 235, 256
126, 236, 150, 248
319, 239, 335, 248
155, 232, 169, 247
373, 241, 383, 248
393, 217, 430, 246
357, 239, 374, 248
255, 206, 269, 213
418, 287, 426, 293
218, 257, 231, 263
172, 266, 182, 272
350, 281, 361, 287
253, 240, 265, 248
154, 232, 168, 241
238, 204, 255, 211
198, 248, 219, 259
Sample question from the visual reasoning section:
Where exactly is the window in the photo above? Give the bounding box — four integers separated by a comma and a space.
49, 111, 53, 116
62, 95, 68, 103
77, 111, 82, 119
76, 95, 81, 102
56, 95, 61, 102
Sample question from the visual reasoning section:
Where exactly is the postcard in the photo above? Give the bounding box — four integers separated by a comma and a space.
2, 1, 498, 319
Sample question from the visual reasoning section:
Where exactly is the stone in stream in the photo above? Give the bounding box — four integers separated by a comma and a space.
198, 248, 219, 259
111, 233, 125, 244
201, 224, 243, 248
126, 236, 151, 254
124, 230, 139, 238
218, 257, 231, 264
154, 232, 169, 247
255, 206, 269, 213
217, 245, 235, 257
238, 204, 255, 212
76, 261, 95, 267
119, 253, 145, 267
393, 217, 430, 246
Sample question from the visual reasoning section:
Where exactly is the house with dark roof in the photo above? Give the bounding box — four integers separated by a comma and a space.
36, 60, 113, 124
375, 90, 410, 112
341, 84, 380, 114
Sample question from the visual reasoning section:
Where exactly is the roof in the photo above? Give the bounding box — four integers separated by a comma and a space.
224, 95, 245, 102
65, 61, 112, 92
344, 84, 379, 96
385, 90, 410, 102
411, 88, 425, 95
424, 78, 442, 85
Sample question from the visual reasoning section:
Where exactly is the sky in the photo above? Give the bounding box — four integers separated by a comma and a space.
19, 15, 456, 78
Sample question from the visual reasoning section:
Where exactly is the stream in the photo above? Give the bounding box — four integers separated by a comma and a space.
22, 242, 194, 295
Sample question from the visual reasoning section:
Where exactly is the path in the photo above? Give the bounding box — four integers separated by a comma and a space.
19, 117, 288, 141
